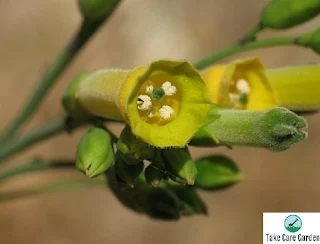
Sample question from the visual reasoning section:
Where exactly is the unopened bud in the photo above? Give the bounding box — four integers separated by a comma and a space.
299, 28, 320, 55
78, 0, 121, 22
143, 187, 181, 220
194, 155, 243, 190
261, 0, 320, 29
254, 107, 307, 151
167, 183, 207, 216
161, 147, 197, 185
114, 152, 144, 187
191, 108, 307, 152
116, 125, 155, 164
145, 164, 165, 187
76, 127, 114, 178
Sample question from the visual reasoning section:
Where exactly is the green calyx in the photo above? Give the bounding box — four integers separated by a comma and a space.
194, 155, 243, 190
62, 72, 90, 118
261, 0, 320, 29
114, 151, 144, 187
161, 147, 197, 185
107, 167, 207, 220
166, 182, 207, 216
76, 127, 114, 178
255, 107, 307, 151
116, 125, 155, 163
299, 28, 320, 55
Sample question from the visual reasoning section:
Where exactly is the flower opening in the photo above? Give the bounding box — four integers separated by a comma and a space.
202, 57, 278, 110
117, 60, 212, 148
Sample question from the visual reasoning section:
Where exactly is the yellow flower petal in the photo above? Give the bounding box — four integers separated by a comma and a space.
65, 60, 212, 148
122, 60, 212, 148
267, 64, 320, 111
202, 57, 278, 110
78, 69, 129, 120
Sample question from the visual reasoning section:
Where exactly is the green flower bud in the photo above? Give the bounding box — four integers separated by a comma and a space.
78, 0, 121, 22
261, 0, 320, 29
299, 28, 320, 54
255, 107, 307, 151
161, 147, 197, 185
190, 108, 307, 152
145, 164, 165, 187
194, 155, 243, 190
62, 72, 90, 118
108, 167, 180, 220
107, 168, 146, 213
116, 125, 155, 164
76, 127, 114, 178
166, 183, 207, 216
143, 187, 181, 221
114, 151, 144, 187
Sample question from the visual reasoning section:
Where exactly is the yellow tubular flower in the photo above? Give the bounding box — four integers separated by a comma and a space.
64, 60, 212, 148
202, 57, 278, 110
266, 65, 320, 111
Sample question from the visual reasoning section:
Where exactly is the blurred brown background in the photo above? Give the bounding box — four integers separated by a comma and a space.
0, 1, 319, 243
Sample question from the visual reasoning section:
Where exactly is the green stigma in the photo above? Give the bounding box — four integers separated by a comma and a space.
152, 88, 165, 100
239, 93, 248, 105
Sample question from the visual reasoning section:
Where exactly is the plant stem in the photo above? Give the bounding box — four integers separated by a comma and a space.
0, 178, 105, 203
0, 116, 85, 164
194, 36, 298, 70
240, 23, 264, 43
0, 116, 119, 164
0, 17, 115, 143
0, 159, 75, 182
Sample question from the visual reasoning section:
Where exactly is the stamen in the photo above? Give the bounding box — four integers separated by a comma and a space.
236, 79, 251, 94
137, 95, 152, 110
159, 105, 174, 120
162, 81, 177, 96
148, 111, 154, 118
145, 85, 153, 94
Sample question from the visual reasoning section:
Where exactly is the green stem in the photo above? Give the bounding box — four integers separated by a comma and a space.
194, 36, 298, 70
0, 17, 115, 143
0, 178, 105, 203
0, 116, 119, 164
240, 23, 265, 43
0, 159, 75, 182
0, 116, 86, 164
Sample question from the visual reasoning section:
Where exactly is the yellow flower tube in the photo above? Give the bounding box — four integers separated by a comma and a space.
63, 60, 212, 148
266, 65, 320, 111
202, 57, 278, 110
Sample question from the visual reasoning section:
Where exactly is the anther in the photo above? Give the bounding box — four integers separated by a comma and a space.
236, 79, 251, 94
137, 95, 152, 110
162, 81, 177, 96
159, 105, 174, 120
